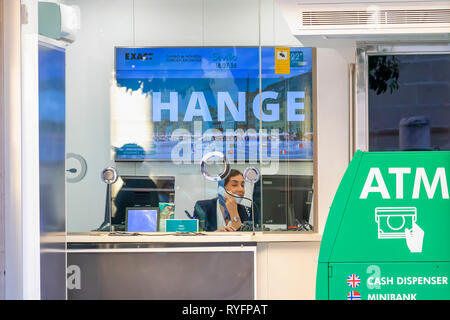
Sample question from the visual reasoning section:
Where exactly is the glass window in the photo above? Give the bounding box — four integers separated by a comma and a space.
368, 54, 450, 151
61, 0, 315, 234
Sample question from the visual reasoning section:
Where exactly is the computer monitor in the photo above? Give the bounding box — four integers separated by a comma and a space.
125, 207, 159, 232
110, 176, 174, 225
261, 175, 313, 231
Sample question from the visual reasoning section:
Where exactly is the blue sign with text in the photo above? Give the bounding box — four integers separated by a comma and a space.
114, 47, 314, 161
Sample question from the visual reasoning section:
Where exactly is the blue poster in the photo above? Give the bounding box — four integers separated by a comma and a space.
114, 47, 313, 161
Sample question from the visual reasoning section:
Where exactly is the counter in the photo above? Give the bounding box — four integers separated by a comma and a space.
67, 232, 322, 244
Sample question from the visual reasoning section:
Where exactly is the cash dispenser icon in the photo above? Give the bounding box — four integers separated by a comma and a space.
375, 207, 424, 253
375, 207, 416, 239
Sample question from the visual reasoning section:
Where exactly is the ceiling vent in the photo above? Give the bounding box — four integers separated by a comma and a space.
279, 1, 450, 37
302, 9, 450, 27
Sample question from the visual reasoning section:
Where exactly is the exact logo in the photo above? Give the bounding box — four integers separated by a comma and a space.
125, 52, 153, 61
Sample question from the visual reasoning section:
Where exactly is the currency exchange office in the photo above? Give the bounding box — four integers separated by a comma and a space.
1, 0, 449, 300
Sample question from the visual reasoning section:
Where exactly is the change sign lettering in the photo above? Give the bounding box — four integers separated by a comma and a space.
114, 47, 314, 162
316, 151, 450, 300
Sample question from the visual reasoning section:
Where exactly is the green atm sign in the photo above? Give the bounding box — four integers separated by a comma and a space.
316, 151, 450, 300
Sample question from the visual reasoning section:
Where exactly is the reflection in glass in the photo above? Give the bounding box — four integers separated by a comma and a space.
39, 42, 66, 299
96, 175, 174, 232
261, 175, 313, 232
112, 47, 313, 162
201, 151, 230, 182
108, 46, 314, 233
368, 54, 450, 151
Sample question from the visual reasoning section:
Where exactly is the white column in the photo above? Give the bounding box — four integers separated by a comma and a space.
3, 0, 41, 300
3, 0, 24, 299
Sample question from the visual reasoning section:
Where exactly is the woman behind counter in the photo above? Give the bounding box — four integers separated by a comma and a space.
193, 169, 252, 232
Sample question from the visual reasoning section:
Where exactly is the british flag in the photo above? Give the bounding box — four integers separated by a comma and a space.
347, 274, 361, 288
347, 291, 361, 300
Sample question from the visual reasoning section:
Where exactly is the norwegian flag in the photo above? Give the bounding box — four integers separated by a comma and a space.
347, 291, 361, 300
347, 274, 361, 288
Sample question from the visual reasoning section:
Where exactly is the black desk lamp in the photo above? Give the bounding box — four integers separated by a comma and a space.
243, 167, 260, 234
99, 166, 118, 231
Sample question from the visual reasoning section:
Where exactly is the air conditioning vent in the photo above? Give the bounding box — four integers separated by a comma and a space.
280, 1, 450, 38
302, 9, 450, 26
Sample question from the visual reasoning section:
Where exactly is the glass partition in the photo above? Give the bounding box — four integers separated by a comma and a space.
63, 0, 315, 234
38, 40, 67, 299
258, 0, 316, 233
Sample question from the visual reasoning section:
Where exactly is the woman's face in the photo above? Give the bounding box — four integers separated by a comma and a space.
225, 174, 245, 197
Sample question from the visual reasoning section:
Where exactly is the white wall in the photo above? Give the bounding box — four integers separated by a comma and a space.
316, 48, 350, 234
64, 0, 351, 299
3, 0, 24, 300
257, 242, 321, 299
0, 0, 5, 300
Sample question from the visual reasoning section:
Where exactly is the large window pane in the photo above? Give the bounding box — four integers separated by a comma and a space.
368, 54, 450, 151
63, 0, 315, 234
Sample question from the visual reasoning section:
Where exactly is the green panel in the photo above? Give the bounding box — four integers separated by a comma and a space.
38, 2, 61, 40
316, 151, 450, 300
315, 263, 330, 300
317, 150, 363, 263
330, 151, 450, 262
328, 262, 450, 300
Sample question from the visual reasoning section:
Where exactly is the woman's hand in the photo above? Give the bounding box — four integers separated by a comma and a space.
215, 225, 236, 232
224, 193, 238, 214
224, 194, 242, 230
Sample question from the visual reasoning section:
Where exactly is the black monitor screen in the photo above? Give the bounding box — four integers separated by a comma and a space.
262, 175, 313, 231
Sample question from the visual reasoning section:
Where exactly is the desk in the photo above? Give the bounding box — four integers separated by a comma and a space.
67, 235, 256, 300
67, 232, 322, 300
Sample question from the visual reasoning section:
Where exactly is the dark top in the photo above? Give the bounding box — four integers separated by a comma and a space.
193, 197, 252, 232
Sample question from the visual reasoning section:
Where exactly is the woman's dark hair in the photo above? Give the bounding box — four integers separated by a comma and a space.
224, 169, 243, 186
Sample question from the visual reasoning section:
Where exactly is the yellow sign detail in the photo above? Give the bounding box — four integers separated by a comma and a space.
275, 47, 290, 75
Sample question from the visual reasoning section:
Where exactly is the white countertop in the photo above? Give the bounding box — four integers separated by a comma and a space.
66, 232, 322, 243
